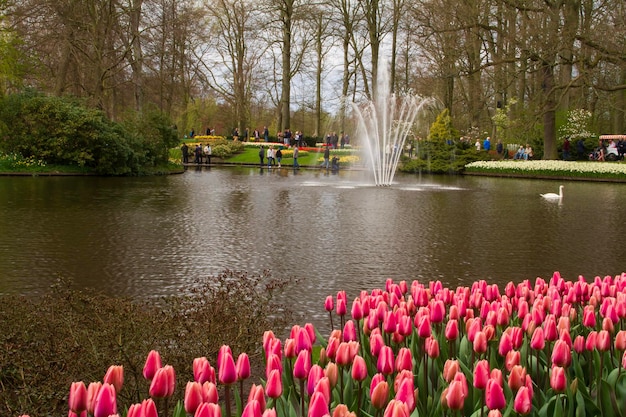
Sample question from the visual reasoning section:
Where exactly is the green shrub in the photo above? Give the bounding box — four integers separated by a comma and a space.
400, 140, 484, 174
0, 271, 295, 416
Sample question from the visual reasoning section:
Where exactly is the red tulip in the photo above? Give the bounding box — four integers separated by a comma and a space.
485, 379, 506, 410
93, 383, 116, 417
143, 350, 162, 381
69, 381, 87, 413
184, 381, 203, 415
550, 366, 567, 392
149, 365, 175, 398
370, 380, 389, 409
513, 386, 532, 415
473, 360, 490, 389
294, 349, 312, 379
103, 365, 123, 394
236, 353, 251, 380
551, 339, 571, 367
266, 369, 282, 399
351, 355, 368, 381
242, 400, 262, 417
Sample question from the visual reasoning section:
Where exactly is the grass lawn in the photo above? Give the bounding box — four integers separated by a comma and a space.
223, 147, 326, 166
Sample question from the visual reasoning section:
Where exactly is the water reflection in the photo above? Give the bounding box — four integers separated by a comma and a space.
1, 169, 625, 326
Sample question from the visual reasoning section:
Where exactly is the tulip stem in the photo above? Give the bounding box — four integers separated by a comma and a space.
225, 385, 232, 417
299, 379, 305, 417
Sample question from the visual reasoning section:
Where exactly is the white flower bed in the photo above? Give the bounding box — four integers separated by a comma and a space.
465, 160, 626, 176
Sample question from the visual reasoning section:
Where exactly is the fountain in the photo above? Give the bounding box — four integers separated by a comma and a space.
352, 61, 432, 186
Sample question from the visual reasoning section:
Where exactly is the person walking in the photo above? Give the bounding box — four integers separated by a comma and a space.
293, 146, 300, 168
259, 145, 265, 166
321, 146, 330, 169
181, 143, 189, 164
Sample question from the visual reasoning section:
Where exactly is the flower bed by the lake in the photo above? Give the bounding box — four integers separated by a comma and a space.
43, 271, 626, 417
465, 160, 626, 180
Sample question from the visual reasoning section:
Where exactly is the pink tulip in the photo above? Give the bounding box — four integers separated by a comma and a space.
370, 380, 389, 409
93, 383, 116, 417
369, 330, 385, 357
236, 353, 251, 380
586, 331, 598, 351
193, 357, 215, 384
507, 365, 526, 391
473, 331, 488, 354
308, 391, 330, 417
615, 330, 626, 351
416, 315, 431, 338
383, 399, 410, 417
248, 384, 266, 411
397, 314, 412, 336
324, 296, 334, 312
126, 403, 142, 417
352, 298, 364, 320
498, 331, 513, 356
485, 379, 506, 410
551, 339, 572, 367
184, 381, 204, 415
307, 365, 324, 396
266, 369, 282, 399
332, 404, 354, 417
304, 323, 317, 345
262, 409, 277, 417
324, 362, 338, 388
68, 411, 87, 417
294, 349, 312, 379
202, 381, 219, 403
141, 398, 158, 417
574, 335, 585, 353
513, 386, 532, 414
377, 346, 395, 374
143, 350, 162, 380
218, 349, 237, 385
596, 330, 611, 351
336, 298, 347, 316
443, 359, 459, 382
395, 348, 412, 372
473, 360, 490, 389
445, 319, 459, 340
383, 310, 397, 334
394, 377, 415, 412
530, 327, 545, 350
195, 403, 222, 417
297, 326, 313, 352
149, 365, 175, 398
351, 355, 368, 381
242, 400, 262, 417
284, 338, 297, 358
69, 381, 87, 413
313, 376, 331, 404
103, 365, 124, 393
550, 366, 567, 392
505, 350, 521, 371
445, 379, 466, 410
86, 382, 102, 415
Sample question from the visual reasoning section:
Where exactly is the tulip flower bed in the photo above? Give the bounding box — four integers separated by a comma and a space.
39, 271, 626, 417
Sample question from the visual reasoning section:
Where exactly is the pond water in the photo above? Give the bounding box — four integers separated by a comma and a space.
1, 167, 625, 326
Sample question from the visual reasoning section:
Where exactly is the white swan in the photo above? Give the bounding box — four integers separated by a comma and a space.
541, 185, 564, 200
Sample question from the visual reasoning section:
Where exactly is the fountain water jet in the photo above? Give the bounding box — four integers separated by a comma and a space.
352, 62, 432, 186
